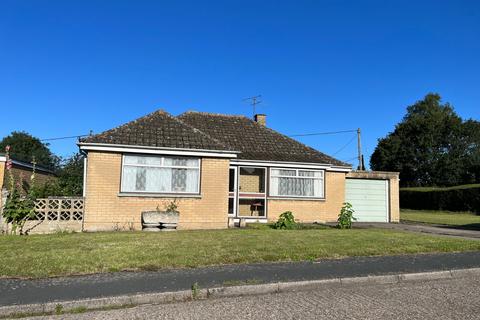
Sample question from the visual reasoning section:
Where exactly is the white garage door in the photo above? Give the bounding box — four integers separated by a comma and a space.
345, 179, 389, 222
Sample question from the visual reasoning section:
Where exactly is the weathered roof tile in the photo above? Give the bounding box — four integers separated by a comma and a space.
81, 109, 349, 166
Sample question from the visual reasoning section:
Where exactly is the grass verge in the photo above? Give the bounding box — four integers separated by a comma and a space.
401, 209, 480, 228
1, 228, 480, 278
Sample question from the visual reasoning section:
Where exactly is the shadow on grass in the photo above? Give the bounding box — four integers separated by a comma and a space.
440, 223, 480, 231
401, 219, 480, 232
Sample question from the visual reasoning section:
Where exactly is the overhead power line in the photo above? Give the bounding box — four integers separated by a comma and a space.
342, 156, 358, 163
332, 135, 357, 156
289, 129, 357, 137
41, 132, 92, 142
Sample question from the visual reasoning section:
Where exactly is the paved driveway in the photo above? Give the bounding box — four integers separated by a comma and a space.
29, 275, 480, 320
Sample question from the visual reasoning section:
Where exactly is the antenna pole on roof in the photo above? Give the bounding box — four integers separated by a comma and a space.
243, 95, 262, 118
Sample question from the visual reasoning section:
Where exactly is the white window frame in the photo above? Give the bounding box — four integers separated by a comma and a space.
120, 154, 201, 195
269, 168, 325, 199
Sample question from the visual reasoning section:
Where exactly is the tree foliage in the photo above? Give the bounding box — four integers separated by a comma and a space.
370, 94, 480, 187
33, 153, 84, 197
0, 131, 59, 169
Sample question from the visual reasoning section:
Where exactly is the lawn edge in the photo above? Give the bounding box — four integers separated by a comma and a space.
2, 267, 480, 319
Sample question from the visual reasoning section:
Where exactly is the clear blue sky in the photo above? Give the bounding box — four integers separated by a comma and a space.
1, 1, 479, 167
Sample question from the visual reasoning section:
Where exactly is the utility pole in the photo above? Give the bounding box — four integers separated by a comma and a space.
357, 128, 363, 170
243, 95, 262, 117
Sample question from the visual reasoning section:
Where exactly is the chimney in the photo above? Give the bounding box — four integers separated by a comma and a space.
254, 114, 266, 126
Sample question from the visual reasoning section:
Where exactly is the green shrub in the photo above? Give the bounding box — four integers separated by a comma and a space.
400, 186, 480, 213
337, 202, 357, 229
273, 211, 297, 230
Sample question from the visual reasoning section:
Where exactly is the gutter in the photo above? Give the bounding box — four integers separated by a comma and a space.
77, 142, 239, 158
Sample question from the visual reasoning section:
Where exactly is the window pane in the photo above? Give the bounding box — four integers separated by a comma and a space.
229, 168, 236, 192
299, 170, 323, 178
135, 167, 146, 191
238, 198, 265, 217
164, 157, 199, 167
185, 169, 199, 192
228, 198, 235, 214
239, 167, 265, 193
271, 169, 295, 176
145, 167, 164, 192
270, 169, 324, 197
314, 178, 323, 197
172, 168, 187, 192
122, 155, 200, 193
299, 170, 314, 177
121, 166, 137, 192
124, 155, 161, 166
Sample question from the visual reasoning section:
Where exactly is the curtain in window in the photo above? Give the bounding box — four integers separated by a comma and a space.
270, 169, 323, 197
121, 156, 199, 193
121, 166, 137, 192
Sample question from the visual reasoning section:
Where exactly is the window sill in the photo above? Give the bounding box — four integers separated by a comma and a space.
117, 193, 202, 199
267, 197, 325, 201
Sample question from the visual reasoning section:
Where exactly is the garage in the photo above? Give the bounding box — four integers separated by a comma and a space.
345, 178, 389, 222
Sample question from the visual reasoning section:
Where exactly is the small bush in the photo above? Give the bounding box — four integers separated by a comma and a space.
337, 202, 357, 229
273, 211, 297, 230
400, 186, 480, 213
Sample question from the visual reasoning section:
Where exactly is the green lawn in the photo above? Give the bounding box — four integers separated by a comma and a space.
401, 209, 480, 228
1, 227, 480, 279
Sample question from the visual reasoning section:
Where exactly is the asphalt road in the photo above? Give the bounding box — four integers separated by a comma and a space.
3, 251, 480, 306
28, 275, 480, 320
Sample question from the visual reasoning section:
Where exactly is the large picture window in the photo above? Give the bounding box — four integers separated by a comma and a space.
121, 155, 200, 194
270, 168, 324, 198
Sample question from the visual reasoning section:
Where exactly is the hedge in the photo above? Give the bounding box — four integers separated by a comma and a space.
400, 185, 480, 213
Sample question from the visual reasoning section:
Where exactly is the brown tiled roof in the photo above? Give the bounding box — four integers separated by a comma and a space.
178, 111, 348, 166
80, 110, 232, 151
81, 109, 349, 167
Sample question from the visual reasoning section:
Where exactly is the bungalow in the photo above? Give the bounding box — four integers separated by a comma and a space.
78, 110, 399, 231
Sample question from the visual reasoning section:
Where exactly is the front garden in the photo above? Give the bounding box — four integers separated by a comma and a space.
2, 226, 480, 278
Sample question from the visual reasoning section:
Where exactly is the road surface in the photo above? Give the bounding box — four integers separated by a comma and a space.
29, 274, 480, 320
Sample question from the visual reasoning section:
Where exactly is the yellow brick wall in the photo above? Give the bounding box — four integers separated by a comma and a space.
267, 171, 346, 223
389, 175, 400, 222
83, 152, 230, 231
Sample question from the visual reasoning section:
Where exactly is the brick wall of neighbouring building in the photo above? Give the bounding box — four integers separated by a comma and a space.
8, 165, 55, 189
267, 171, 346, 223
83, 152, 230, 231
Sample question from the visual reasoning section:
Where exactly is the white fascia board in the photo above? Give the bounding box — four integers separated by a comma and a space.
79, 143, 238, 158
0, 156, 5, 162
230, 159, 352, 172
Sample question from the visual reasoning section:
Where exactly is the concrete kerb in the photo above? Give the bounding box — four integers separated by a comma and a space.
2, 268, 480, 318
